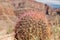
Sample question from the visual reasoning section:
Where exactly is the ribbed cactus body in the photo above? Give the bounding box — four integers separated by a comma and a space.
15, 9, 51, 40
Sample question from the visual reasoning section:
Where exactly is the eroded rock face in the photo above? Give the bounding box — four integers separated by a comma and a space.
9, 0, 45, 9
15, 9, 51, 40
8, 0, 46, 17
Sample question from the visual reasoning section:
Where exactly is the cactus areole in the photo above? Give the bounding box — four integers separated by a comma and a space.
15, 9, 51, 40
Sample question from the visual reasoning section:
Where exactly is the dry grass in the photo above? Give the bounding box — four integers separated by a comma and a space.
50, 15, 60, 40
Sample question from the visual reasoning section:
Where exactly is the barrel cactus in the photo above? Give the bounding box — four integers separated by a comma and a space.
15, 9, 51, 40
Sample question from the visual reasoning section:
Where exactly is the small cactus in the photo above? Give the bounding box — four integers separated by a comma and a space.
15, 9, 51, 40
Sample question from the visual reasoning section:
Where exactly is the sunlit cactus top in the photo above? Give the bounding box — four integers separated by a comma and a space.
18, 9, 48, 24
